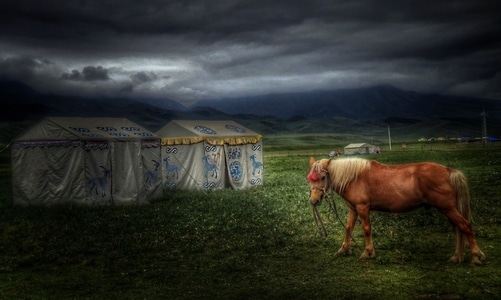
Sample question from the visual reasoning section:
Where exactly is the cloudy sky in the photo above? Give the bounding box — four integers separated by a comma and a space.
0, 0, 500, 105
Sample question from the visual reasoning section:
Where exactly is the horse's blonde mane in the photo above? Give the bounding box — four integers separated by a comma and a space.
314, 158, 371, 193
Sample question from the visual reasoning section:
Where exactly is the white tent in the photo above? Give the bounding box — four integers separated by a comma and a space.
344, 143, 378, 155
11, 117, 162, 206
156, 120, 263, 190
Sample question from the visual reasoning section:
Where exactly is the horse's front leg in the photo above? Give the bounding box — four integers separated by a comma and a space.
336, 208, 358, 256
357, 205, 375, 259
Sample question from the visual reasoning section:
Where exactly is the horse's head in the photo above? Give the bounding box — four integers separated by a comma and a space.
307, 157, 331, 206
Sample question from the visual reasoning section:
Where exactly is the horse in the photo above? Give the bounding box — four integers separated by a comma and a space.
307, 157, 485, 265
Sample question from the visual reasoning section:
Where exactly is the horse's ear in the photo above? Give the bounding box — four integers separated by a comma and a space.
309, 157, 316, 167
321, 159, 331, 170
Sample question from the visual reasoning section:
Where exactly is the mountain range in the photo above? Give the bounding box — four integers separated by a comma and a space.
1, 80, 500, 143
194, 85, 500, 121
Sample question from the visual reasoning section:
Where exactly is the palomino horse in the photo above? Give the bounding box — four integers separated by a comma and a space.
307, 157, 485, 265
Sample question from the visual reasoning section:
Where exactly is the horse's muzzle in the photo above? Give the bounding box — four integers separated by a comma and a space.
309, 189, 324, 206
310, 198, 322, 206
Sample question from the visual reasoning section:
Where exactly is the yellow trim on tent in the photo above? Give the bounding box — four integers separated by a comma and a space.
161, 135, 263, 146
160, 137, 205, 145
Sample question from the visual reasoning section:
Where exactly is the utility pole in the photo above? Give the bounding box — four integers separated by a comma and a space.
481, 110, 488, 146
388, 125, 392, 151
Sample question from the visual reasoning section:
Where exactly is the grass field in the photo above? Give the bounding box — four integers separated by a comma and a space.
1, 137, 501, 299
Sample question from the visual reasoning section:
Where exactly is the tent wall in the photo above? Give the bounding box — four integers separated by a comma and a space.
161, 142, 227, 190
162, 144, 200, 189
224, 139, 263, 189
85, 145, 112, 204
158, 120, 263, 191
161, 140, 264, 191
12, 141, 162, 206
110, 141, 143, 205
202, 142, 226, 189
12, 145, 87, 206
85, 141, 162, 205
142, 144, 163, 201
11, 117, 162, 206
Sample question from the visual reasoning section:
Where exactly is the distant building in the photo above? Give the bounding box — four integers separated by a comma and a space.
344, 143, 379, 155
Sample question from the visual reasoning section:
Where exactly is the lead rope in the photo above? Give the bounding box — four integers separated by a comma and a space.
312, 204, 327, 237
323, 175, 362, 251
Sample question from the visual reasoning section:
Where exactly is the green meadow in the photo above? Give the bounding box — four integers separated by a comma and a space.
1, 136, 501, 299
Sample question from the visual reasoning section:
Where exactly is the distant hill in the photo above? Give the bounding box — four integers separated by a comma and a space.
193, 85, 501, 121
1, 80, 500, 143
192, 85, 501, 140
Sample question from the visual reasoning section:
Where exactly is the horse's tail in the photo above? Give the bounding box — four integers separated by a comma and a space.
449, 169, 471, 262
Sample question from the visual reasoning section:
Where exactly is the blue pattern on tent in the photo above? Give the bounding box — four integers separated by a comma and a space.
229, 161, 243, 181
122, 126, 140, 131
195, 125, 217, 135
97, 126, 116, 131
227, 147, 242, 159
225, 124, 246, 133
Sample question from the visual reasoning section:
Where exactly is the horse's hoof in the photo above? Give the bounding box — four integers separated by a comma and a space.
358, 251, 375, 260
470, 259, 482, 266
335, 248, 351, 256
448, 255, 464, 264
470, 255, 485, 266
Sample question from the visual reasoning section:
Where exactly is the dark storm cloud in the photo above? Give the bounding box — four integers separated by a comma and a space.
131, 72, 157, 84
0, 56, 52, 81
61, 66, 110, 81
0, 0, 500, 101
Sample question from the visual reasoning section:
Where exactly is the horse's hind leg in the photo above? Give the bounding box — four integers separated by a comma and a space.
336, 208, 358, 256
442, 209, 485, 265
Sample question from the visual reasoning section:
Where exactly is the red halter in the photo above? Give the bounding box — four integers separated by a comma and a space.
307, 168, 329, 182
